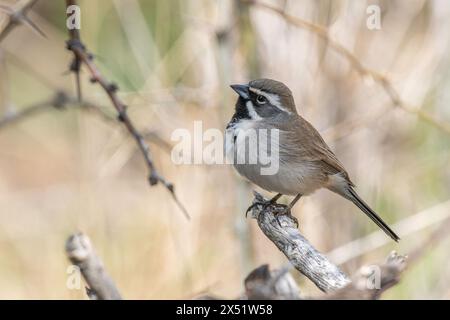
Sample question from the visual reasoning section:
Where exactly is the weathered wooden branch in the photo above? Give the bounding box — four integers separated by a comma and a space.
327, 251, 407, 299
248, 192, 408, 299
242, 252, 406, 300
248, 192, 351, 292
65, 233, 122, 300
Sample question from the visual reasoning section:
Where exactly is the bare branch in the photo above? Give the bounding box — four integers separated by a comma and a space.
0, 91, 69, 128
0, 90, 115, 128
0, 0, 44, 43
243, 0, 450, 136
242, 252, 406, 300
198, 252, 406, 300
248, 192, 351, 292
327, 252, 407, 299
247, 192, 411, 299
65, 0, 82, 101
65, 233, 122, 300
0, 90, 173, 166
64, 0, 190, 220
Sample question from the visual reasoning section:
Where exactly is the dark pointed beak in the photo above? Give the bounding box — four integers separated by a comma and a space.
230, 84, 250, 99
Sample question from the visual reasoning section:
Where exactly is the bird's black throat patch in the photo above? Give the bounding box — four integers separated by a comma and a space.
227, 97, 251, 128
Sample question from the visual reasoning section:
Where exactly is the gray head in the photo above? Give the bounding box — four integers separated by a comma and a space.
230, 79, 297, 121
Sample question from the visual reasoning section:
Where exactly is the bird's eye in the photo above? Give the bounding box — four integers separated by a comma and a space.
256, 95, 267, 104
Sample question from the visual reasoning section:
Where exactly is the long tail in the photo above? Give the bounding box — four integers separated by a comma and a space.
346, 187, 400, 242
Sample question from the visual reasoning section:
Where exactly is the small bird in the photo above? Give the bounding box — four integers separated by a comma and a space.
226, 78, 400, 242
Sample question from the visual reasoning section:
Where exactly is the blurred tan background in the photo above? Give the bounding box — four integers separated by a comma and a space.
0, 0, 449, 299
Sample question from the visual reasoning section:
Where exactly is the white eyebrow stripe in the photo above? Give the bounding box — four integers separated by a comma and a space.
248, 87, 292, 114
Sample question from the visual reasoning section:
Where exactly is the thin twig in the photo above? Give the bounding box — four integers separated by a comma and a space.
244, 0, 450, 136
0, 0, 45, 43
64, 0, 189, 220
65, 233, 122, 300
0, 90, 173, 160
0, 90, 113, 128
0, 91, 69, 128
65, 0, 82, 101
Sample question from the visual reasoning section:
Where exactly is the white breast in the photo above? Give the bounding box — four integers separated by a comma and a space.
225, 119, 258, 165
225, 120, 325, 196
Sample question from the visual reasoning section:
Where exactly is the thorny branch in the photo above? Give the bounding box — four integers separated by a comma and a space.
64, 0, 190, 220
244, 0, 450, 136
0, 0, 45, 43
65, 0, 82, 101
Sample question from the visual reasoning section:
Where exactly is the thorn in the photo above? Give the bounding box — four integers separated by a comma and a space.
170, 189, 191, 221
155, 179, 191, 220
66, 39, 85, 51
107, 82, 118, 92
69, 58, 81, 72
68, 57, 82, 102
52, 91, 69, 109
148, 173, 158, 186
117, 106, 127, 122
75, 71, 82, 102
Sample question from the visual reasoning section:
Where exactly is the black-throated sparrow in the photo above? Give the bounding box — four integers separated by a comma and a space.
226, 78, 399, 242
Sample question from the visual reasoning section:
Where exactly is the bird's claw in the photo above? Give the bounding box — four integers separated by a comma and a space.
246, 198, 299, 228
245, 202, 258, 217
245, 201, 271, 217
274, 207, 299, 228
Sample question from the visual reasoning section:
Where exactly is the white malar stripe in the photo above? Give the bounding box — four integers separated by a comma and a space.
249, 87, 292, 114
246, 100, 262, 120
224, 119, 258, 165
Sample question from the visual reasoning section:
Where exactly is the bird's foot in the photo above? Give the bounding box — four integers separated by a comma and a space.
273, 206, 299, 228
245, 198, 279, 217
